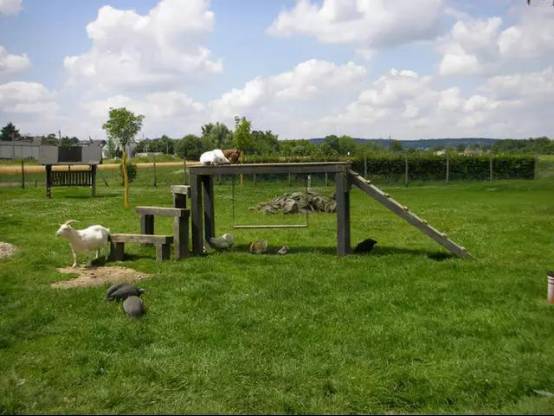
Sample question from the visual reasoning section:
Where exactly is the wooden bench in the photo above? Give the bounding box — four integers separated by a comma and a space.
135, 206, 190, 260
109, 233, 173, 262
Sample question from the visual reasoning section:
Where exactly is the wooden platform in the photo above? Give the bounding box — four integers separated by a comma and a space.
189, 162, 351, 175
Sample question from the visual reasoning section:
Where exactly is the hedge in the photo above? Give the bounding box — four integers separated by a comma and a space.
244, 154, 536, 182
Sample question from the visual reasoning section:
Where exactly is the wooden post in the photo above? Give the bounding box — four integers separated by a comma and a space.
190, 174, 204, 255
363, 155, 368, 179
325, 172, 328, 187
45, 165, 52, 198
240, 151, 244, 186
253, 173, 256, 186
404, 154, 409, 186
288, 172, 292, 186
153, 155, 157, 188
21, 160, 25, 189
445, 154, 450, 184
202, 175, 215, 242
173, 214, 189, 259
489, 156, 493, 182
140, 214, 155, 235
335, 170, 351, 256
91, 164, 97, 196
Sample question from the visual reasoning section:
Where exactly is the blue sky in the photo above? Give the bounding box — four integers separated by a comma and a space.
0, 0, 553, 140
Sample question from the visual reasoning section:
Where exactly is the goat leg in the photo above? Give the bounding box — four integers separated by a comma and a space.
71, 248, 78, 268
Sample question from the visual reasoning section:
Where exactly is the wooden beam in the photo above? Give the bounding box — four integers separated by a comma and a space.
335, 171, 351, 256
110, 233, 173, 244
202, 175, 215, 241
136, 206, 189, 217
190, 174, 204, 255
348, 170, 471, 258
189, 162, 350, 176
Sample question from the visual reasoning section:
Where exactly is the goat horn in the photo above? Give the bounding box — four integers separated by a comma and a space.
63, 219, 79, 225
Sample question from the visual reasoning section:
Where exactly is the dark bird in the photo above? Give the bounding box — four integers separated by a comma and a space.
123, 296, 145, 318
354, 238, 377, 254
106, 283, 144, 301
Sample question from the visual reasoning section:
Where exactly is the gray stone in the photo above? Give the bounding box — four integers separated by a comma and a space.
123, 296, 145, 318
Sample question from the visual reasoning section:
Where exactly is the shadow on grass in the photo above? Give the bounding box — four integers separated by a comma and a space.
229, 243, 455, 260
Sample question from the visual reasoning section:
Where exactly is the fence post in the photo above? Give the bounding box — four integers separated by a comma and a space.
288, 172, 292, 186
404, 154, 409, 186
445, 154, 450, 184
21, 160, 25, 189
253, 173, 256, 186
364, 155, 368, 178
325, 172, 328, 187
489, 156, 493, 182
153, 155, 157, 187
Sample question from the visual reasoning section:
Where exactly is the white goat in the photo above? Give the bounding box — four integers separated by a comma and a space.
200, 149, 230, 165
56, 220, 111, 268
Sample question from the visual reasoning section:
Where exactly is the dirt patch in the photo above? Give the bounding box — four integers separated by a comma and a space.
0, 242, 17, 259
52, 266, 150, 289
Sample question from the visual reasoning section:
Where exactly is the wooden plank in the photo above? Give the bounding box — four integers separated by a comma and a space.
202, 175, 215, 241
170, 185, 191, 196
135, 206, 189, 217
335, 171, 351, 256
189, 162, 351, 176
190, 174, 204, 255
233, 224, 308, 229
110, 233, 173, 244
348, 170, 471, 258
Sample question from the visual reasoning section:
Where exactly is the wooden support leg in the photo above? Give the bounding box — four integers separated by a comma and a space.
156, 243, 171, 261
190, 174, 204, 255
91, 165, 97, 197
110, 242, 125, 261
202, 175, 215, 242
173, 193, 187, 209
45, 165, 52, 198
173, 214, 189, 259
335, 171, 351, 256
140, 214, 154, 235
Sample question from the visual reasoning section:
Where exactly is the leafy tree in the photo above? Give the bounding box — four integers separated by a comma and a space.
59, 136, 80, 147
41, 133, 59, 145
201, 122, 233, 149
175, 134, 204, 160
390, 140, 403, 152
233, 117, 254, 153
0, 122, 20, 141
250, 130, 280, 155
102, 107, 144, 208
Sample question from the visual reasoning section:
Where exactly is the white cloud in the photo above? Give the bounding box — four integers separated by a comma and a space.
0, 45, 30, 76
64, 0, 222, 92
210, 59, 367, 125
0, 81, 57, 114
268, 0, 443, 48
0, 0, 21, 16
319, 67, 553, 138
438, 6, 554, 76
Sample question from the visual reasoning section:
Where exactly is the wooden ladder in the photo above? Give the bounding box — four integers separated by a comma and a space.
348, 170, 471, 259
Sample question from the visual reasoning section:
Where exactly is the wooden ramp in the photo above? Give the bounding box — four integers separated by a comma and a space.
348, 170, 471, 259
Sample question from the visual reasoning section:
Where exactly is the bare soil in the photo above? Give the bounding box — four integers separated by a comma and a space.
52, 266, 150, 289
0, 242, 16, 259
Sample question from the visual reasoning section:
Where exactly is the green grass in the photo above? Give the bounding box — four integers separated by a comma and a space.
1, 174, 554, 414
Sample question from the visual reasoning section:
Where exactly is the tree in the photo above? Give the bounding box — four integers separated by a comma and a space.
201, 122, 233, 149
59, 136, 80, 147
390, 140, 403, 152
1, 122, 21, 141
102, 107, 144, 208
233, 117, 254, 153
250, 130, 280, 154
175, 134, 204, 160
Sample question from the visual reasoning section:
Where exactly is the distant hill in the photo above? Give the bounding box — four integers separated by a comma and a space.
309, 137, 499, 149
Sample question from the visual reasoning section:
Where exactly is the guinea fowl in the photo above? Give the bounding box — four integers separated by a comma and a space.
208, 233, 234, 250
354, 238, 377, 254
106, 283, 144, 301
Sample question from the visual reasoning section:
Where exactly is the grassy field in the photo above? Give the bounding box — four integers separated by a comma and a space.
0, 173, 553, 414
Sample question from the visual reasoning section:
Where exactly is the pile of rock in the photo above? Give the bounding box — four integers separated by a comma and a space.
254, 191, 336, 214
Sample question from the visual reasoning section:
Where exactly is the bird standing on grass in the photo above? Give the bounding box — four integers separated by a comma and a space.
208, 233, 234, 250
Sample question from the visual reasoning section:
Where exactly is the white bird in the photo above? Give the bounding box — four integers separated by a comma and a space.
208, 233, 234, 250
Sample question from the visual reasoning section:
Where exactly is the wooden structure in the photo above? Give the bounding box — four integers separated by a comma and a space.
39, 142, 103, 198
109, 185, 191, 262
109, 234, 173, 262
188, 162, 471, 258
